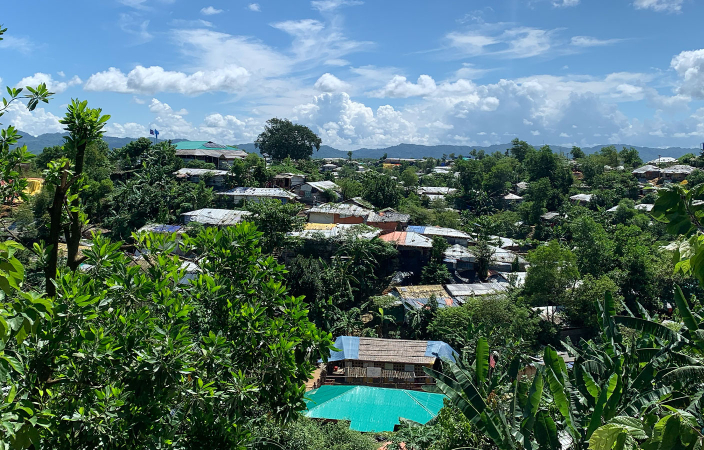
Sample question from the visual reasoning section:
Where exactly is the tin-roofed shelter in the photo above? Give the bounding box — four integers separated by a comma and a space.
366, 210, 411, 233
218, 187, 298, 204
322, 336, 456, 390
307, 203, 372, 225
632, 164, 661, 182
272, 172, 306, 190
174, 141, 247, 169
173, 168, 230, 188
393, 285, 459, 309
380, 231, 432, 272
181, 208, 252, 227
304, 385, 445, 432
570, 193, 593, 205
661, 165, 695, 183
298, 180, 341, 204
407, 225, 471, 246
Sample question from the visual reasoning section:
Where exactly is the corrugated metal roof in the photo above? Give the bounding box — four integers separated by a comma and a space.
181, 208, 252, 226
138, 224, 185, 234
290, 224, 380, 240
407, 225, 470, 240
308, 203, 372, 217
304, 385, 446, 432
380, 231, 433, 248
445, 282, 507, 297
367, 211, 411, 223
417, 186, 457, 195
218, 187, 297, 199
173, 168, 230, 177
304, 223, 337, 230
305, 180, 340, 191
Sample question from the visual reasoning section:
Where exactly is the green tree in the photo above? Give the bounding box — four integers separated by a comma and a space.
255, 118, 322, 161
361, 172, 402, 209
619, 146, 642, 168
44, 100, 109, 296
509, 138, 533, 162
524, 240, 579, 306
244, 198, 305, 253
399, 167, 419, 189
570, 146, 585, 159
110, 137, 152, 170
570, 216, 614, 277
599, 145, 619, 167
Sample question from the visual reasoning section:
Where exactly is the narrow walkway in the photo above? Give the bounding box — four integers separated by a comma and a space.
305, 366, 324, 391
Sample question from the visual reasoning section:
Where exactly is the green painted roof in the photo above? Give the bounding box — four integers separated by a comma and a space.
174, 141, 241, 151
303, 385, 445, 432
174, 141, 210, 150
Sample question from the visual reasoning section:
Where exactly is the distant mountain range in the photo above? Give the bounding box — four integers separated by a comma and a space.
15, 130, 699, 164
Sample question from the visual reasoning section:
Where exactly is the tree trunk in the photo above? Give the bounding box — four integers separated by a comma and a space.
66, 142, 86, 271
45, 163, 69, 297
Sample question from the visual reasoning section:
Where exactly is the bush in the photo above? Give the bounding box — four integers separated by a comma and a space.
252, 416, 378, 450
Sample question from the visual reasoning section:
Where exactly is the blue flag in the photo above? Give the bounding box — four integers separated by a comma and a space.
150, 129, 154, 135
154, 129, 159, 137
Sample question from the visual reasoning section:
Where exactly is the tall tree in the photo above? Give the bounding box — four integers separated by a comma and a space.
44, 100, 109, 296
255, 118, 322, 161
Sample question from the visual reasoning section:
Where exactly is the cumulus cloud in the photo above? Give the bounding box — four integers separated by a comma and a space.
314, 73, 350, 92
84, 65, 250, 95
0, 102, 63, 136
672, 49, 704, 99
371, 75, 437, 98
200, 6, 223, 15
571, 36, 623, 47
247, 3, 261, 11
16, 73, 82, 94
105, 122, 149, 138
633, 0, 683, 13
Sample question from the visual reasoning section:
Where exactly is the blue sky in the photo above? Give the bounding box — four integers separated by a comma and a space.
1, 0, 703, 150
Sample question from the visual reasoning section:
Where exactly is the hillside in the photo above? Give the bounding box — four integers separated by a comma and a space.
15, 130, 698, 163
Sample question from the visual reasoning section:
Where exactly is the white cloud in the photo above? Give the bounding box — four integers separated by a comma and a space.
671, 48, 704, 99
16, 73, 82, 94
172, 29, 292, 77
271, 19, 372, 65
168, 19, 213, 28
200, 6, 223, 15
57, 71, 65, 78
325, 59, 350, 66
553, 0, 579, 7
447, 25, 558, 59
84, 65, 250, 95
311, 0, 363, 12
0, 36, 33, 53
118, 14, 152, 43
633, 0, 683, 13
105, 122, 149, 138
314, 73, 351, 92
248, 3, 261, 11
371, 75, 437, 98
1, 102, 63, 136
571, 36, 623, 47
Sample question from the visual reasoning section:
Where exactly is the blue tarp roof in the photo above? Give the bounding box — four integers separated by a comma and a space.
407, 225, 426, 234
328, 336, 360, 362
325, 336, 456, 363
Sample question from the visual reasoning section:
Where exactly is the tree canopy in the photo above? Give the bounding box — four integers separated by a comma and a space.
254, 118, 322, 161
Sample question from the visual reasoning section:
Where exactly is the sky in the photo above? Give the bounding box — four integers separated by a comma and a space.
1, 0, 703, 151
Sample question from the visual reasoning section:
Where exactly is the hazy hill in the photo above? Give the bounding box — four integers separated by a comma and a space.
15, 130, 698, 163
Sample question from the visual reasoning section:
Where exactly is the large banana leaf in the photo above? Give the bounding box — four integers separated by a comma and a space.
661, 366, 704, 387
543, 347, 579, 441
613, 316, 684, 344
521, 372, 544, 432
476, 336, 489, 385
534, 410, 559, 450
